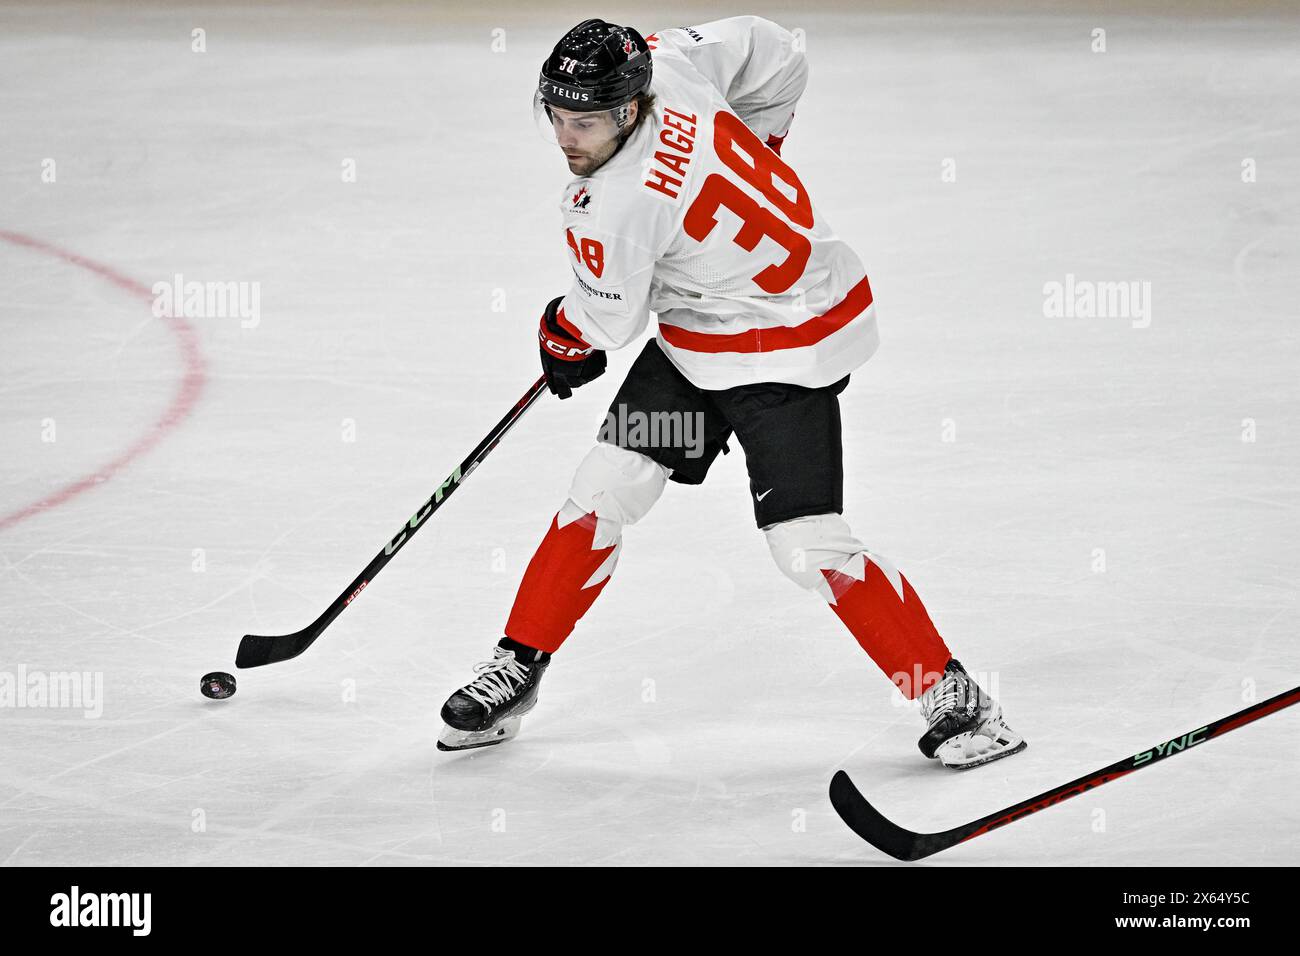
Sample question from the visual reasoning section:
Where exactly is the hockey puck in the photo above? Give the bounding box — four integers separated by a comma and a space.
200, 671, 237, 700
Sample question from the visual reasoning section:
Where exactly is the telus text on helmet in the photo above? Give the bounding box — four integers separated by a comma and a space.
544, 83, 592, 103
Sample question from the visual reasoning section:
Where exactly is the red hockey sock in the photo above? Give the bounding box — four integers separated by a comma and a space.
822, 560, 952, 700
504, 510, 619, 654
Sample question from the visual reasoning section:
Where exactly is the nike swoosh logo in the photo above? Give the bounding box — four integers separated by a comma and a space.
756, 488, 773, 501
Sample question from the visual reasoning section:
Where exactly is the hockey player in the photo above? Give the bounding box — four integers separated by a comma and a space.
438, 17, 1026, 770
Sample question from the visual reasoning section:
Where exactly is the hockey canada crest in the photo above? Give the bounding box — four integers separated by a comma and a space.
570, 185, 592, 213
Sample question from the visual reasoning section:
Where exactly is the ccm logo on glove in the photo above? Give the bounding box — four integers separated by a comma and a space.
538, 296, 606, 399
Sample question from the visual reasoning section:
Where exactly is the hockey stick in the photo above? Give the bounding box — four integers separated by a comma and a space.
236, 375, 550, 669
830, 684, 1300, 861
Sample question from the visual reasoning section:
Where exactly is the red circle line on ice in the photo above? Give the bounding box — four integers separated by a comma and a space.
0, 230, 207, 532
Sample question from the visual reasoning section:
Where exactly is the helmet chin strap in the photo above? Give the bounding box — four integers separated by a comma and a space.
607, 114, 639, 161
584, 100, 638, 171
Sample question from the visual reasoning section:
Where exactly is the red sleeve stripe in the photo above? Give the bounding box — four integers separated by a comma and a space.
658, 275, 873, 354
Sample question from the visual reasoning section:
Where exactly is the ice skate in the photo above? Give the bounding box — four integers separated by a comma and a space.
438, 640, 551, 752
918, 659, 1026, 770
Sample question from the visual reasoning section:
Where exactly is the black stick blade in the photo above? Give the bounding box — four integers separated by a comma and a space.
829, 770, 932, 861
236, 629, 321, 668
831, 687, 1300, 861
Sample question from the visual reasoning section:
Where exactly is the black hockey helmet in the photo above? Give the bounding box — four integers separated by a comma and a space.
537, 19, 652, 125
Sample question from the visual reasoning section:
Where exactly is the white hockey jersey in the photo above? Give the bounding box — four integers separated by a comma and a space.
555, 16, 878, 390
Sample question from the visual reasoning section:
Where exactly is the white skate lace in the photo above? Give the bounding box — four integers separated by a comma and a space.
920, 671, 967, 728
462, 649, 531, 711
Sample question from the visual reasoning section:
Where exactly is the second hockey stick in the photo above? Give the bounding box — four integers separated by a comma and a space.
830, 684, 1300, 860
236, 375, 549, 669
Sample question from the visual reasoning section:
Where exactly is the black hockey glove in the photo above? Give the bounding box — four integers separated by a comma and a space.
538, 296, 606, 400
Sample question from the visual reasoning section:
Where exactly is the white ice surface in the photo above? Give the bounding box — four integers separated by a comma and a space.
2, 2, 1298, 865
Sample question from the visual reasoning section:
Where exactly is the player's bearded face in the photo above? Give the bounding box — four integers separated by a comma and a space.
548, 105, 631, 176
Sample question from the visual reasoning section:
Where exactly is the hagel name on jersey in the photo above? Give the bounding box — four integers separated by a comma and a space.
642, 107, 698, 201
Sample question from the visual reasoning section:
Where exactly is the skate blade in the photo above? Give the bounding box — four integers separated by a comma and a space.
437, 715, 523, 752
943, 737, 1027, 771
936, 719, 1028, 771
